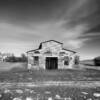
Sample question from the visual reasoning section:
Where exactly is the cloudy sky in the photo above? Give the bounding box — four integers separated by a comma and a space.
0, 0, 100, 60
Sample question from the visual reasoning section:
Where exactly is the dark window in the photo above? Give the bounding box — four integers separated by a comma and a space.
64, 56, 69, 65
44, 50, 52, 55
34, 56, 39, 65
34, 51, 40, 54
74, 56, 79, 65
59, 52, 66, 56
59, 52, 65, 54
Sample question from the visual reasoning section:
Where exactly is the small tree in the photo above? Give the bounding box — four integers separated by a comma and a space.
94, 56, 100, 66
5, 54, 16, 62
21, 53, 27, 62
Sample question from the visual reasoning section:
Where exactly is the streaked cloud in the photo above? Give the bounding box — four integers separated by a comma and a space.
0, 0, 99, 58
0, 21, 89, 49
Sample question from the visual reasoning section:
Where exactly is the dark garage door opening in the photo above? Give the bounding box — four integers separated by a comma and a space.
46, 57, 58, 70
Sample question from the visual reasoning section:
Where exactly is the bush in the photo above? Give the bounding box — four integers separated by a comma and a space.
5, 56, 17, 62
21, 53, 27, 62
5, 54, 27, 62
94, 57, 100, 66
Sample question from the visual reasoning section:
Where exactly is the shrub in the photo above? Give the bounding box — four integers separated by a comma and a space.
5, 54, 27, 62
94, 57, 100, 66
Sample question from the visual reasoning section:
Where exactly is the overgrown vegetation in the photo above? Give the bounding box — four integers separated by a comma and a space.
94, 56, 100, 66
5, 54, 27, 62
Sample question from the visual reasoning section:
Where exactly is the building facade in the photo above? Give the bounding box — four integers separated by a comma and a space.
27, 40, 79, 70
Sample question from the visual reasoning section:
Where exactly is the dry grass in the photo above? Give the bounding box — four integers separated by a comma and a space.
0, 62, 100, 82
0, 62, 27, 71
0, 65, 100, 82
0, 62, 100, 99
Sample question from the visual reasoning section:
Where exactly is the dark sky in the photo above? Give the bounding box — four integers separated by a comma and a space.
0, 0, 100, 59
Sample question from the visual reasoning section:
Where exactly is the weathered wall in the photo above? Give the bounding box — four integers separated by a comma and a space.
42, 41, 62, 51
27, 41, 77, 70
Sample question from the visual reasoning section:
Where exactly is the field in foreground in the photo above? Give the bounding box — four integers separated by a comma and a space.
0, 67, 100, 82
0, 62, 100, 99
0, 85, 100, 100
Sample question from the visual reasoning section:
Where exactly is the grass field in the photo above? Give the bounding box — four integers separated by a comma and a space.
0, 66, 100, 82
80, 59, 94, 66
0, 62, 27, 71
0, 62, 100, 82
0, 62, 100, 99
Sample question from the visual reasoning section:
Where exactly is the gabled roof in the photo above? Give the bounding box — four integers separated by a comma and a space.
27, 48, 76, 53
40, 40, 63, 44
26, 40, 76, 53
38, 40, 63, 49
63, 48, 76, 53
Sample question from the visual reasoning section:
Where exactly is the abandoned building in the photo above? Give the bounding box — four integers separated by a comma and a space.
27, 40, 79, 70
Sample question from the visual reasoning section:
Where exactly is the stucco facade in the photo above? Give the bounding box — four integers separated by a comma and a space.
27, 40, 79, 70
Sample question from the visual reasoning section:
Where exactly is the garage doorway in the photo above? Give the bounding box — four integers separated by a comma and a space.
46, 57, 58, 70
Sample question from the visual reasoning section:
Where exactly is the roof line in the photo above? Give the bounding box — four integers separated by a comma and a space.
63, 48, 76, 53
26, 49, 40, 53
41, 40, 63, 44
